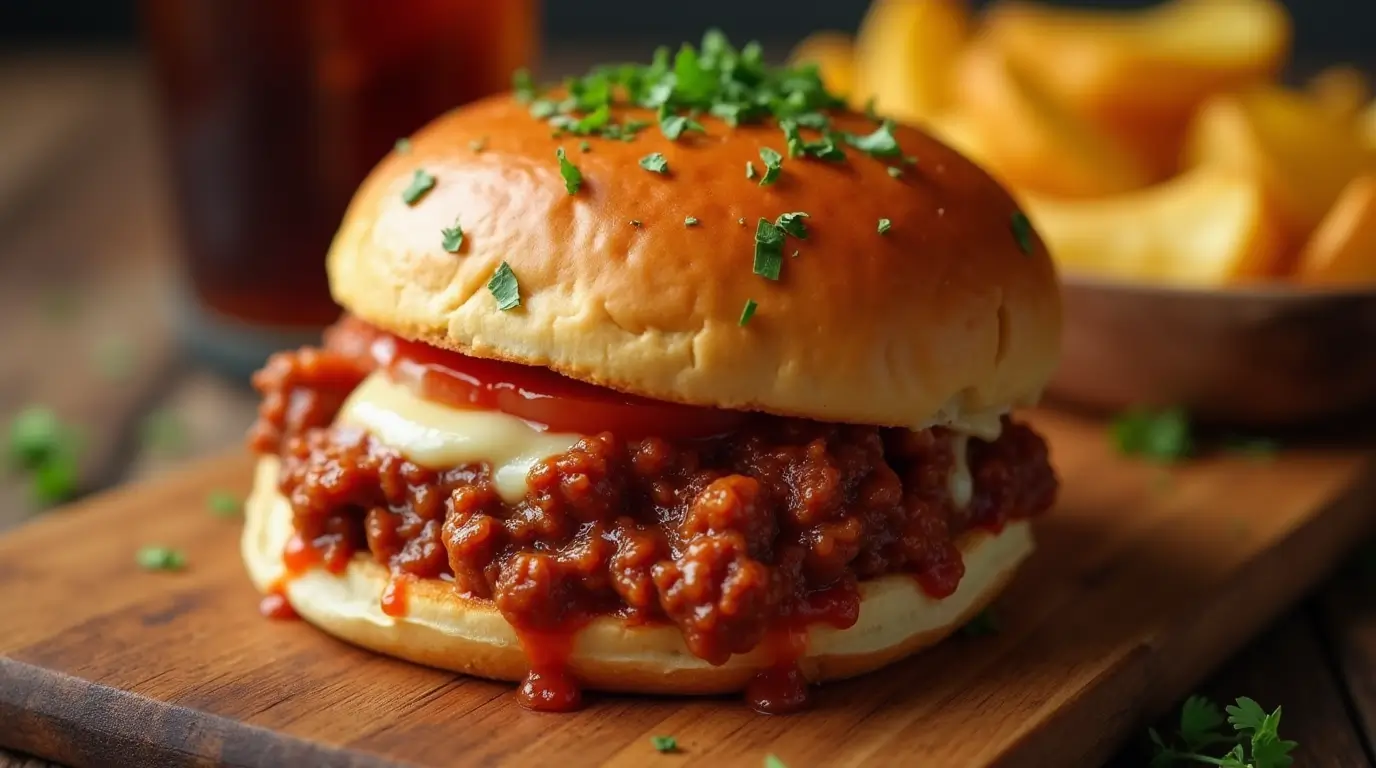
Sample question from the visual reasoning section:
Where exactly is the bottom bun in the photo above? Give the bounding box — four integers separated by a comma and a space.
244, 456, 1034, 694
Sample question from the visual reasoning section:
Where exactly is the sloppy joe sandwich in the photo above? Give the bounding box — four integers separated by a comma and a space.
242, 32, 1061, 713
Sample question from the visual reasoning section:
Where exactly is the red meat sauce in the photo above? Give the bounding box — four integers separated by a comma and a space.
247, 317, 1058, 713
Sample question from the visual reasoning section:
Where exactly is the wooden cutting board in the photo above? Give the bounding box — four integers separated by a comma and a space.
0, 410, 1372, 768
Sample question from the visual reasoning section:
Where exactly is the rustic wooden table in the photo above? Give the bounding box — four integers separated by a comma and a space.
0, 53, 1372, 768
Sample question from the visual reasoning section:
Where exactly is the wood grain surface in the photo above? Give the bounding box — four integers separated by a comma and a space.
0, 413, 1371, 768
2, 52, 1376, 768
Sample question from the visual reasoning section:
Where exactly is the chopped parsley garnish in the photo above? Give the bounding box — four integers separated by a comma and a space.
136, 546, 186, 572
650, 735, 678, 753
487, 262, 521, 311
960, 609, 1000, 637
659, 111, 705, 141
775, 212, 809, 239
579, 140, 591, 153
739, 299, 758, 326
401, 169, 436, 205
555, 148, 582, 194
1011, 211, 1035, 255
877, 218, 892, 235
394, 137, 411, 154
529, 99, 559, 119
441, 219, 464, 253
639, 152, 669, 174
517, 31, 845, 162
764, 756, 789, 768
745, 161, 757, 180
843, 120, 902, 158
758, 147, 783, 186
753, 219, 786, 281
886, 166, 904, 179
512, 68, 538, 103
469, 137, 487, 152
1111, 407, 1192, 463
207, 490, 241, 518
684, 216, 699, 227
1150, 696, 1296, 768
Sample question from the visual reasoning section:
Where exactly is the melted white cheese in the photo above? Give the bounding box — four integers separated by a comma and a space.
335, 372, 582, 502
949, 433, 974, 509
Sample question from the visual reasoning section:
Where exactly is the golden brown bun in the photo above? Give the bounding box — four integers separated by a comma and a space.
328, 95, 1061, 430
244, 456, 1033, 693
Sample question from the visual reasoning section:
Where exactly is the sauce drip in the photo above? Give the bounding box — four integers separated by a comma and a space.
514, 628, 583, 712
380, 573, 412, 618
746, 582, 861, 713
258, 581, 299, 620
282, 532, 322, 576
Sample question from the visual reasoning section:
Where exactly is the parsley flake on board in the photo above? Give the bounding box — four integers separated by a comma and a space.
1010, 211, 1036, 255
207, 490, 242, 518
753, 219, 786, 281
400, 169, 436, 205
775, 212, 809, 239
650, 735, 678, 753
487, 262, 521, 311
555, 148, 583, 194
1111, 407, 1192, 463
877, 218, 892, 235
758, 147, 783, 186
1149, 696, 1296, 768
440, 219, 464, 253
739, 299, 758, 326
136, 546, 186, 572
639, 152, 669, 174
9, 407, 64, 468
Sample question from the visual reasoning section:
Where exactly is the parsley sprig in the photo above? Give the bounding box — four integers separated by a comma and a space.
1150, 696, 1296, 768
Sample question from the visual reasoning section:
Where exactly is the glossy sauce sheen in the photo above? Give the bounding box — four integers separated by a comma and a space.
249, 318, 1059, 712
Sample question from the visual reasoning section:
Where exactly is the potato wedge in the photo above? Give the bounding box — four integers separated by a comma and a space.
1020, 166, 1285, 286
1183, 86, 1372, 241
788, 32, 856, 100
1307, 65, 1371, 121
852, 0, 971, 125
1295, 175, 1376, 286
951, 43, 1153, 198
985, 0, 1290, 175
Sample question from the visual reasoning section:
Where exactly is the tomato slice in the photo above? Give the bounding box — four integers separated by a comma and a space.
353, 321, 747, 440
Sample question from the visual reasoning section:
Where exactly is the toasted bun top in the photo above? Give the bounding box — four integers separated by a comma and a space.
328, 94, 1061, 429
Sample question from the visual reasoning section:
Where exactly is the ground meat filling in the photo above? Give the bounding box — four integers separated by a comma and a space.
252, 346, 1057, 666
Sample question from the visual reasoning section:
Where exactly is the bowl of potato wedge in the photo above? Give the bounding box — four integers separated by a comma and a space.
795, 0, 1376, 425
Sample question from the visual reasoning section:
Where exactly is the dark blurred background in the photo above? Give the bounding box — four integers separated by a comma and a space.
2, 0, 1373, 66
